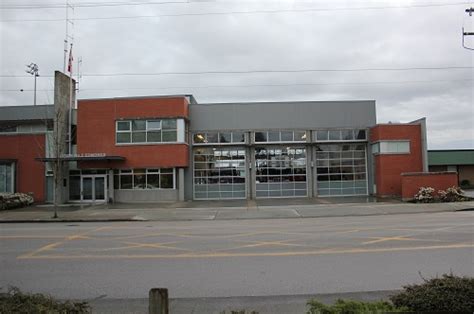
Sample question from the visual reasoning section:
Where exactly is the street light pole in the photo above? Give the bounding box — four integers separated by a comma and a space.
26, 63, 39, 106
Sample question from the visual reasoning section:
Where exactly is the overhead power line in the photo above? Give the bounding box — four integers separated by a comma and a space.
0, 1, 188, 10
1, 66, 472, 78
2, 78, 472, 92
1, 2, 470, 22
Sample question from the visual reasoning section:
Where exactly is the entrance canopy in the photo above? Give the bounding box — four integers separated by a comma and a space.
36, 155, 125, 162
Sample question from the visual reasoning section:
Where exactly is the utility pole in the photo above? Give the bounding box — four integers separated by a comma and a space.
25, 63, 39, 106
462, 7, 474, 50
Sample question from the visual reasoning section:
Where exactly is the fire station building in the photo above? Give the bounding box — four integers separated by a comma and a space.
0, 90, 438, 204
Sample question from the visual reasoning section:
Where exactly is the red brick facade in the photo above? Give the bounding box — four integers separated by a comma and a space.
370, 124, 424, 197
401, 172, 458, 200
77, 97, 190, 169
0, 134, 46, 202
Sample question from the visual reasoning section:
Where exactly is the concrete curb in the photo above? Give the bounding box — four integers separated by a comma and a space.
0, 207, 469, 223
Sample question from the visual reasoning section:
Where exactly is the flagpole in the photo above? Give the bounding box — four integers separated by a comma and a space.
68, 43, 73, 155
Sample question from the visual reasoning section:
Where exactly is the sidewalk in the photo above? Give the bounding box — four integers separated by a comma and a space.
1, 197, 473, 223
88, 290, 399, 314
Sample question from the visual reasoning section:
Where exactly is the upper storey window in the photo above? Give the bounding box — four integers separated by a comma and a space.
371, 141, 410, 154
254, 131, 307, 143
193, 131, 246, 145
116, 119, 184, 144
314, 129, 367, 142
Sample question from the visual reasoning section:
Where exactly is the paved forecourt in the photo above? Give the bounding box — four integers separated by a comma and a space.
1, 211, 473, 301
7, 212, 473, 260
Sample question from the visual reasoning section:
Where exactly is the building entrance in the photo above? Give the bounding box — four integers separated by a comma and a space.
81, 175, 106, 202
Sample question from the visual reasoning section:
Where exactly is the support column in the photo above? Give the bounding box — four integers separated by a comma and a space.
307, 143, 314, 198
178, 168, 185, 201
108, 169, 114, 203
248, 146, 255, 200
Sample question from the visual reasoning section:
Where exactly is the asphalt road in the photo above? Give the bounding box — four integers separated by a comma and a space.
1, 211, 473, 304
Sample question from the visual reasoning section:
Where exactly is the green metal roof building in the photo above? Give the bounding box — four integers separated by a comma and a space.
428, 150, 474, 188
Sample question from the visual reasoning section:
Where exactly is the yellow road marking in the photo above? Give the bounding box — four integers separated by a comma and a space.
362, 236, 442, 245
16, 243, 474, 260
17, 241, 64, 259
0, 235, 66, 239
219, 240, 310, 251
17, 226, 108, 259
66, 235, 91, 240
121, 241, 191, 251
333, 229, 361, 235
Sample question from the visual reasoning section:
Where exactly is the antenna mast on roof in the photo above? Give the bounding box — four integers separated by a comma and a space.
63, 1, 75, 72
462, 7, 474, 50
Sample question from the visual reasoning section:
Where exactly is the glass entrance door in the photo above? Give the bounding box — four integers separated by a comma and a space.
81, 176, 106, 202
82, 177, 93, 200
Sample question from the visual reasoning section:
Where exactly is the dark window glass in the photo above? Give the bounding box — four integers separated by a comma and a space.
356, 129, 366, 140
232, 132, 245, 143
114, 175, 120, 189
219, 132, 231, 143
316, 152, 329, 159
341, 151, 353, 159
281, 131, 293, 141
147, 131, 161, 142
147, 174, 159, 189
294, 131, 306, 141
69, 176, 81, 200
160, 174, 173, 188
206, 132, 218, 143
255, 132, 267, 142
162, 119, 177, 129
162, 131, 177, 142
317, 131, 328, 141
117, 121, 130, 131
133, 169, 146, 189
268, 132, 280, 142
147, 120, 161, 130
329, 130, 341, 141
132, 132, 146, 143
342, 130, 354, 140
132, 120, 146, 131
117, 133, 131, 143
120, 175, 132, 189
317, 175, 329, 181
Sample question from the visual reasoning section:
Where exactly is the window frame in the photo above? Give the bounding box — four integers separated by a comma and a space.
192, 131, 247, 145
253, 130, 307, 144
314, 129, 367, 142
115, 119, 180, 145
114, 168, 176, 190
371, 140, 411, 155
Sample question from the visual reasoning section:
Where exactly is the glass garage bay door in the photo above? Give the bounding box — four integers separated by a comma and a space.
316, 144, 368, 196
255, 147, 307, 198
193, 147, 246, 200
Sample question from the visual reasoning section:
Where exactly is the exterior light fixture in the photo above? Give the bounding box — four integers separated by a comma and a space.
25, 63, 39, 106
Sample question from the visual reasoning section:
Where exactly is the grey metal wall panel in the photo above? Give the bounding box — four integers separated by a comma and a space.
189, 101, 376, 131
115, 189, 179, 202
0, 105, 54, 121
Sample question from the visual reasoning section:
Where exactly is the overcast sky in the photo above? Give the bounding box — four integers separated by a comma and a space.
1, 0, 473, 149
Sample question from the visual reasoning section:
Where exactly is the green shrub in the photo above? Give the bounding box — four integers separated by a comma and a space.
460, 179, 470, 187
306, 299, 405, 314
438, 186, 470, 202
413, 186, 436, 203
0, 287, 90, 314
390, 273, 474, 312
